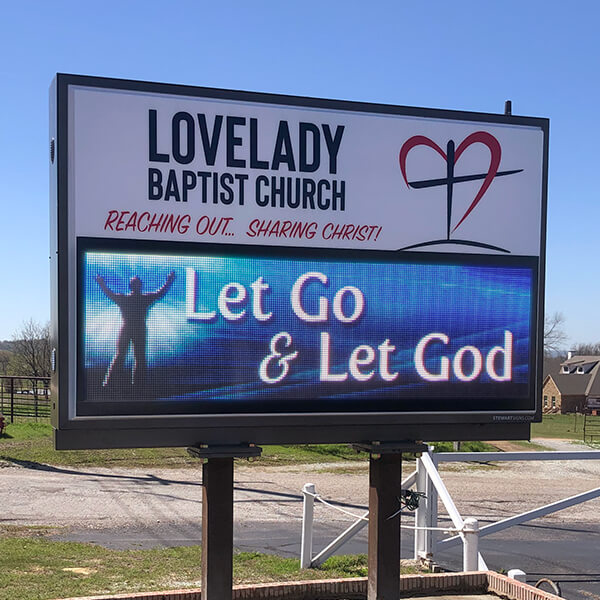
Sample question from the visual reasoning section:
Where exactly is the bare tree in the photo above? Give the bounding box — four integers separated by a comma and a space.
0, 350, 10, 375
544, 311, 567, 356
571, 342, 600, 356
10, 320, 51, 378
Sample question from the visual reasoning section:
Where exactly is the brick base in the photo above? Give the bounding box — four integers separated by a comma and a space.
55, 571, 564, 600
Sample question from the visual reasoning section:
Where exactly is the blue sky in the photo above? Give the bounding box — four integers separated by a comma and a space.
0, 0, 597, 345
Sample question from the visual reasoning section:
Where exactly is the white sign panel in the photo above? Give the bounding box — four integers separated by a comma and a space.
69, 86, 544, 256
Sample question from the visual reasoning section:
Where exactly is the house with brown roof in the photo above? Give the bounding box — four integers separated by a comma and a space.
542, 354, 600, 414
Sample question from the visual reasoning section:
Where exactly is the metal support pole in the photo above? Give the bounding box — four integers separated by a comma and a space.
428, 449, 439, 560
10, 377, 14, 423
300, 483, 316, 569
34, 379, 39, 420
368, 452, 402, 600
414, 448, 436, 562
462, 517, 479, 572
202, 457, 234, 600
414, 455, 427, 560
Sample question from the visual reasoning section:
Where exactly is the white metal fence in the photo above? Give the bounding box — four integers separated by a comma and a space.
300, 448, 600, 572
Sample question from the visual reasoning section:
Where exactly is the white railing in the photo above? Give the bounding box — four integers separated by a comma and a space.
300, 448, 600, 572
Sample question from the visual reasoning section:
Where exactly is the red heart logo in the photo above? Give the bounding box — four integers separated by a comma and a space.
399, 131, 501, 233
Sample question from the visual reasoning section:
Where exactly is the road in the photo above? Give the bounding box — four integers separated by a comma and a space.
1, 439, 599, 600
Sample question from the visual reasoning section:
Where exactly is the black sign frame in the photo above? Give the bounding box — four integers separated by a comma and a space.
50, 74, 548, 449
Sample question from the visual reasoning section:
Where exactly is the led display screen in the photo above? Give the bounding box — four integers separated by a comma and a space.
78, 242, 536, 417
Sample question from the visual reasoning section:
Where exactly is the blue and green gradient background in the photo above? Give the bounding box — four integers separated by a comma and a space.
80, 250, 534, 415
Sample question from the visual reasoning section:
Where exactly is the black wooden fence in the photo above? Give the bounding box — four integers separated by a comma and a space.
0, 376, 51, 422
583, 413, 600, 445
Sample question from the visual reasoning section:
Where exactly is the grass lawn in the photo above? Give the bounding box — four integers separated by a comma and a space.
504, 439, 551, 451
530, 413, 586, 440
0, 421, 375, 468
0, 421, 497, 469
0, 421, 371, 468
0, 525, 397, 600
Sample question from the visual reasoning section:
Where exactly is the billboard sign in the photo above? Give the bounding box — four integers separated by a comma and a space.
50, 74, 548, 448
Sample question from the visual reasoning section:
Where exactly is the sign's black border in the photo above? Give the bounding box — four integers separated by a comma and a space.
50, 73, 548, 449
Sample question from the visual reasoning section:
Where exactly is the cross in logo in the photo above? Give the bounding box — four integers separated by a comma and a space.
399, 131, 523, 253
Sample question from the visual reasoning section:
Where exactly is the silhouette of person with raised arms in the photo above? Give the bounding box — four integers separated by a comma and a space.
96, 271, 176, 390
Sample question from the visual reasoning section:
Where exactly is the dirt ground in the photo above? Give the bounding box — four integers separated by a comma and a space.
1, 438, 598, 533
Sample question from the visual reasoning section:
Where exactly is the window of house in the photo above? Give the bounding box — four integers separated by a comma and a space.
552, 396, 556, 407
562, 366, 570, 373
577, 366, 585, 374
543, 395, 548, 407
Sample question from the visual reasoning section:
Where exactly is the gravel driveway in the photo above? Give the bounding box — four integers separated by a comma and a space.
1, 438, 598, 535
